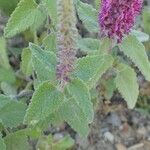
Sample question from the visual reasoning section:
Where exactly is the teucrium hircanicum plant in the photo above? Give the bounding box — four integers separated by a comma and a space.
1, 0, 150, 145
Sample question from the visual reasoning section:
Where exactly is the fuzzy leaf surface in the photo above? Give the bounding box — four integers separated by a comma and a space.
24, 82, 64, 125
0, 95, 27, 128
115, 64, 139, 109
76, 1, 99, 32
67, 78, 94, 122
74, 55, 113, 88
119, 35, 150, 81
30, 43, 56, 82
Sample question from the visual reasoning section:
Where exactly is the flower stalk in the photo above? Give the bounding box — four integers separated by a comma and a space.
56, 0, 78, 89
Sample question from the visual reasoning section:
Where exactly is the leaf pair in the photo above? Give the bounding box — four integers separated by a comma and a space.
115, 35, 150, 109
24, 79, 93, 137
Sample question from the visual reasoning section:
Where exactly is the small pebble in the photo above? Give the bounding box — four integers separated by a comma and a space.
104, 132, 115, 143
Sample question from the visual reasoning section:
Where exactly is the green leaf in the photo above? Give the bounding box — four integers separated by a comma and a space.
0, 68, 16, 83
74, 54, 113, 88
43, 33, 57, 52
94, 0, 101, 9
102, 78, 116, 100
119, 35, 150, 81
0, 37, 10, 69
1, 82, 17, 96
31, 4, 47, 31
131, 30, 149, 42
4, 0, 38, 38
43, 0, 57, 25
76, 1, 99, 32
30, 43, 57, 82
77, 38, 100, 53
143, 7, 150, 35
21, 48, 33, 76
0, 95, 27, 128
4, 130, 30, 150
0, 137, 6, 150
115, 64, 139, 109
67, 78, 94, 122
24, 81, 64, 125
59, 98, 90, 137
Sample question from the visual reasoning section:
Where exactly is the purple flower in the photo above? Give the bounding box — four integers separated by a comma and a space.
98, 0, 143, 43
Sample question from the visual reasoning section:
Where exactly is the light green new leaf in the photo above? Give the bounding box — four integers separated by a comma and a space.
76, 1, 99, 32
0, 137, 6, 150
24, 81, 64, 125
74, 54, 113, 88
21, 48, 33, 76
0, 95, 27, 128
4, 0, 38, 38
30, 43, 57, 82
4, 130, 30, 150
77, 38, 100, 53
44, 0, 57, 25
0, 68, 16, 83
59, 98, 90, 137
115, 64, 139, 109
67, 78, 94, 123
119, 35, 150, 81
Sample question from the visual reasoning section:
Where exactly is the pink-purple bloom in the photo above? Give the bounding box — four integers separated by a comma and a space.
98, 0, 143, 42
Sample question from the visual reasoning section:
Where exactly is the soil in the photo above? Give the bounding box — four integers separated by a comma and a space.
75, 104, 150, 150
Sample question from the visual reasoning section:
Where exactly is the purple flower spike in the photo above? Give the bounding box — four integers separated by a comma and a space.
98, 0, 143, 43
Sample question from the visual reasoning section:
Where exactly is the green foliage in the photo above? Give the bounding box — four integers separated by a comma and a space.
24, 81, 64, 125
115, 64, 139, 109
0, 136, 6, 150
131, 30, 149, 42
74, 54, 114, 88
43, 0, 57, 25
59, 98, 90, 137
76, 0, 99, 32
77, 38, 100, 53
0, 68, 16, 83
4, 0, 45, 38
43, 33, 57, 52
0, 95, 27, 128
36, 134, 74, 150
143, 7, 150, 35
4, 130, 30, 150
21, 48, 33, 76
67, 78, 94, 122
1, 82, 17, 96
29, 43, 57, 82
119, 35, 150, 81
0, 38, 10, 69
